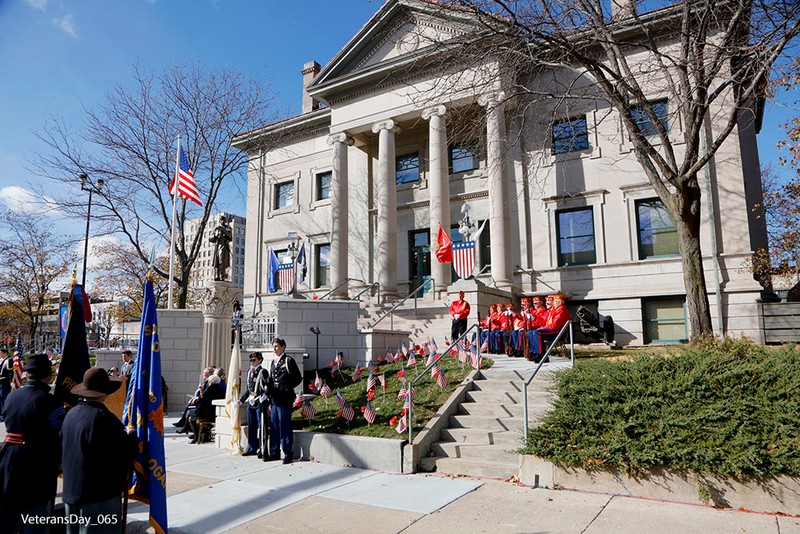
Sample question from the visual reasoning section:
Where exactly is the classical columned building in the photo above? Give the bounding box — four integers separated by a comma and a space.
232, 0, 770, 345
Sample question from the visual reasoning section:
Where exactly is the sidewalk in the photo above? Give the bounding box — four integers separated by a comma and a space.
124, 418, 800, 534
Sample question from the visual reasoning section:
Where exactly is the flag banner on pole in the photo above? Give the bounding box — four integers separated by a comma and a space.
435, 223, 453, 263
319, 382, 332, 398
277, 263, 294, 294
352, 364, 364, 382
168, 145, 202, 206
267, 248, 280, 294
224, 330, 242, 452
123, 278, 168, 534
453, 240, 476, 280
54, 285, 92, 405
11, 351, 23, 391
296, 242, 307, 284
363, 401, 376, 424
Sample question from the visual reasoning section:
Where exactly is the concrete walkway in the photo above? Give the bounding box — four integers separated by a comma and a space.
122, 417, 800, 533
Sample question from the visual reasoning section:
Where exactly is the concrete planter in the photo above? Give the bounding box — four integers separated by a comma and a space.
519, 455, 800, 515
293, 431, 405, 472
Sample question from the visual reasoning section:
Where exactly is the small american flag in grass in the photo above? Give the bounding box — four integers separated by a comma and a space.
301, 399, 316, 418
293, 391, 304, 408
378, 374, 386, 389
437, 367, 448, 389
341, 401, 355, 421
367, 373, 376, 392
397, 384, 407, 401
336, 390, 346, 407
395, 414, 407, 434
352, 365, 364, 382
363, 401, 376, 424
319, 382, 332, 398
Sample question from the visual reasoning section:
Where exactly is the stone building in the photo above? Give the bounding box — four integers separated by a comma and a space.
233, 0, 770, 345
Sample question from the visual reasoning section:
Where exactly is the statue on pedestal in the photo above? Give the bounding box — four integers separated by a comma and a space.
210, 215, 232, 281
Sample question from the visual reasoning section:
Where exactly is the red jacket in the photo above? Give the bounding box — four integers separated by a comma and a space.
545, 305, 571, 331
449, 299, 471, 320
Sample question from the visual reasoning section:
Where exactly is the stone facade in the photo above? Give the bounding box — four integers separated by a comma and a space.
233, 0, 768, 345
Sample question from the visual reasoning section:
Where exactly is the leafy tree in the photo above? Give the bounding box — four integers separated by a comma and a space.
0, 210, 75, 350
33, 64, 277, 307
422, 0, 800, 337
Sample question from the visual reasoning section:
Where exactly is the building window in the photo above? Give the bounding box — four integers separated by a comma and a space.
557, 208, 596, 266
636, 198, 678, 259
315, 244, 330, 289
449, 144, 479, 174
316, 171, 332, 200
552, 116, 589, 155
396, 153, 420, 185
274, 181, 294, 210
630, 99, 668, 138
643, 297, 687, 343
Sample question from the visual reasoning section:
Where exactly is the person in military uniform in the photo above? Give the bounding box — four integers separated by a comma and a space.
239, 352, 270, 458
0, 353, 66, 533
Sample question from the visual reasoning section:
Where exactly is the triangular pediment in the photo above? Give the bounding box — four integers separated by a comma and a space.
308, 0, 482, 99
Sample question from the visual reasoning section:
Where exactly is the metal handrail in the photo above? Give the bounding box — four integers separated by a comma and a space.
352, 282, 380, 302
521, 321, 574, 437
316, 278, 354, 300
407, 323, 480, 444
369, 278, 435, 330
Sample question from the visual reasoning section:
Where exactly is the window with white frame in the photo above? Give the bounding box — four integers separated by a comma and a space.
552, 116, 589, 155
396, 153, 420, 184
315, 243, 330, 289
316, 171, 332, 201
274, 181, 294, 210
643, 297, 687, 343
636, 198, 678, 259
556, 208, 596, 266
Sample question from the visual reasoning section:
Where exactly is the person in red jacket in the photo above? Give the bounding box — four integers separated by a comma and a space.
480, 304, 496, 352
449, 291, 471, 343
528, 294, 572, 362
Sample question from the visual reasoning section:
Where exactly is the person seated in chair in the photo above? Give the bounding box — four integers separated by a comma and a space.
188, 374, 225, 443
527, 294, 571, 362
174, 366, 213, 433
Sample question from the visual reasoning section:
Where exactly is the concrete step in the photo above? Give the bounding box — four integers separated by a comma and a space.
464, 390, 518, 405
420, 456, 519, 479
430, 441, 520, 461
457, 402, 550, 418
448, 414, 520, 432
439, 428, 524, 447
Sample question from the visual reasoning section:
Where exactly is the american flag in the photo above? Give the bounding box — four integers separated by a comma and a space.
470, 346, 482, 369
340, 401, 355, 421
363, 401, 376, 424
410, 385, 417, 398
319, 382, 332, 398
401, 342, 409, 357
11, 351, 23, 390
395, 348, 403, 362
378, 374, 386, 390
366, 373, 376, 392
336, 390, 347, 407
384, 349, 394, 363
457, 343, 467, 363
453, 240, 476, 280
352, 364, 364, 382
437, 367, 448, 389
395, 414, 407, 434
277, 263, 295, 294
397, 385, 407, 401
397, 362, 407, 383
430, 337, 438, 354
404, 394, 412, 410
408, 351, 416, 367
169, 145, 202, 206
426, 352, 436, 366
335, 352, 344, 369
431, 363, 440, 378
314, 372, 322, 390
301, 399, 316, 418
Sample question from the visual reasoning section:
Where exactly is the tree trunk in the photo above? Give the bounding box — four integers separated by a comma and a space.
674, 179, 714, 339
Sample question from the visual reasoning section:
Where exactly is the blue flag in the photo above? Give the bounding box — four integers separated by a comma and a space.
297, 242, 307, 283
123, 278, 168, 533
267, 248, 280, 293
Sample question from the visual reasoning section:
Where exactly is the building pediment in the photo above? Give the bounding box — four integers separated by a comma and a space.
308, 0, 483, 104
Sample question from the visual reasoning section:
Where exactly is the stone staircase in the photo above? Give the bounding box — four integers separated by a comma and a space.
358, 295, 452, 342
420, 356, 570, 479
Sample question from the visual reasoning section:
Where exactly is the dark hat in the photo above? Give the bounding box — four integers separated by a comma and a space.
23, 353, 52, 373
71, 367, 123, 398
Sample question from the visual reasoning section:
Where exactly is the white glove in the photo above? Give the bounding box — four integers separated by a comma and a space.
454, 314, 460, 320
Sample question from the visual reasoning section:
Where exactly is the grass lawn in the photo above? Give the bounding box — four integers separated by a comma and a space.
522, 337, 800, 479
291, 351, 492, 439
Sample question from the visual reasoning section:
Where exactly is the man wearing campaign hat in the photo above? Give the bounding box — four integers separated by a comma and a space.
528, 294, 572, 362
61, 367, 135, 530
0, 354, 66, 533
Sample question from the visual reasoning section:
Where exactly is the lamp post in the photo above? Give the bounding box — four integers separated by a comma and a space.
309, 326, 321, 372
79, 173, 104, 288
458, 202, 475, 241
287, 231, 300, 295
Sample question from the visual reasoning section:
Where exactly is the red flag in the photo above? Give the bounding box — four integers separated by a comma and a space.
434, 224, 452, 263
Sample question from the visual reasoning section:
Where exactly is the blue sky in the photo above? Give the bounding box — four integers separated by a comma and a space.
0, 0, 797, 236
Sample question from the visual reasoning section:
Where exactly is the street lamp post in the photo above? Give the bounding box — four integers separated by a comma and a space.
79, 173, 104, 288
287, 231, 300, 296
458, 202, 476, 241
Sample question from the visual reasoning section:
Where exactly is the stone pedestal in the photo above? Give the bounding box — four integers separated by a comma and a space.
200, 281, 239, 370
449, 278, 512, 321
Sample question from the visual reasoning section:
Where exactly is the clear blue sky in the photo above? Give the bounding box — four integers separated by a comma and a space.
0, 0, 797, 236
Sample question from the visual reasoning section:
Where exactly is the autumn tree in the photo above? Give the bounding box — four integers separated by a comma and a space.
0, 210, 75, 350
33, 64, 277, 307
419, 0, 800, 337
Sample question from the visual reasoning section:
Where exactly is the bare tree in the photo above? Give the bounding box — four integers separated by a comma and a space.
415, 0, 800, 337
32, 64, 277, 307
0, 210, 75, 348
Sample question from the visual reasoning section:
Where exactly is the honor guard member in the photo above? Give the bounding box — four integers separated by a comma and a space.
0, 354, 66, 533
528, 294, 572, 362
449, 291, 471, 343
239, 352, 270, 458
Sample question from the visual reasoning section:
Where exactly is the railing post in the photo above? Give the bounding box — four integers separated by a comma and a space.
569, 321, 575, 366
523, 381, 529, 438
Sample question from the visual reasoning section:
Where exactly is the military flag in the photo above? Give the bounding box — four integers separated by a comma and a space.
224, 330, 243, 452
267, 248, 280, 294
54, 284, 92, 405
435, 224, 453, 263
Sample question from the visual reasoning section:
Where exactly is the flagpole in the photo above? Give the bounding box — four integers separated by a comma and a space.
168, 136, 181, 310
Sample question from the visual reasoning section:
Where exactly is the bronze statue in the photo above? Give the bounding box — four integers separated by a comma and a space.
210, 215, 232, 281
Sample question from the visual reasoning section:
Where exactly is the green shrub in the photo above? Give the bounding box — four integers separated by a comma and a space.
523, 338, 800, 479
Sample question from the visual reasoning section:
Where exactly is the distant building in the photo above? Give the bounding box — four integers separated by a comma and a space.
187, 212, 247, 288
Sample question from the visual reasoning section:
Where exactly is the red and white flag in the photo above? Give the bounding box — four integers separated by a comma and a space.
319, 382, 332, 398
378, 374, 386, 390
395, 414, 407, 434
11, 352, 23, 390
169, 145, 202, 206
452, 240, 476, 280
437, 368, 448, 389
340, 401, 355, 421
277, 263, 295, 294
363, 401, 376, 424
366, 373, 376, 392
314, 372, 322, 391
301, 399, 316, 418
352, 364, 364, 382
397, 384, 407, 401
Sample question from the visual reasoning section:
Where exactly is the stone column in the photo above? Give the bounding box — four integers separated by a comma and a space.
422, 105, 451, 296
479, 92, 512, 290
327, 132, 354, 299
371, 120, 399, 299
200, 280, 239, 370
